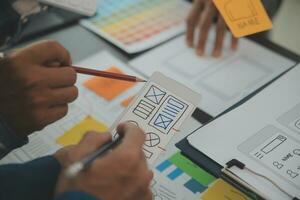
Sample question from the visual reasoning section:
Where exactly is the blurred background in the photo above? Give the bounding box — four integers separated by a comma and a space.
271, 0, 300, 54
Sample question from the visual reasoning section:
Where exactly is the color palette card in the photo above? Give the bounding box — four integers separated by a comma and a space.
80, 0, 191, 53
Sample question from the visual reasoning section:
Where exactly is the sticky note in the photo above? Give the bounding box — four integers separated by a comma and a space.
213, 0, 273, 37
57, 116, 108, 146
84, 67, 136, 101
121, 95, 135, 107
202, 179, 251, 200
169, 152, 216, 186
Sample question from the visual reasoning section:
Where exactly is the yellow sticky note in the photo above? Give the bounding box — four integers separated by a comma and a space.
213, 0, 273, 37
202, 179, 251, 200
57, 116, 108, 147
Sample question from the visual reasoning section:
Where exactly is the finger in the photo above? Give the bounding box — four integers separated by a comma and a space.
21, 41, 72, 66
212, 15, 226, 57
45, 104, 69, 125
49, 86, 78, 107
186, 0, 204, 47
116, 122, 145, 149
231, 35, 239, 50
196, 2, 217, 56
45, 67, 77, 88
136, 188, 153, 200
74, 132, 112, 160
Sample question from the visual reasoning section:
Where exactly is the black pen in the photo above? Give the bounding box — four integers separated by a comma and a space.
66, 136, 123, 178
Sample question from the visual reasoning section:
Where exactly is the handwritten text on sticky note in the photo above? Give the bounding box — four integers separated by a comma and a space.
213, 0, 273, 37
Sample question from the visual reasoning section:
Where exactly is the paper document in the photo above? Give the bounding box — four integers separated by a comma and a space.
188, 63, 300, 199
111, 72, 200, 164
80, 0, 191, 53
130, 33, 296, 116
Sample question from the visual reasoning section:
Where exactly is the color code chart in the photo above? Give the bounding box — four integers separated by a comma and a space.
80, 0, 191, 53
156, 152, 216, 196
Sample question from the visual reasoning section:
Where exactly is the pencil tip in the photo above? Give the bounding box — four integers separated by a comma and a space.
136, 78, 147, 82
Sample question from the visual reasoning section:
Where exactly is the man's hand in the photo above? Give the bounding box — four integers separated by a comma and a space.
186, 0, 238, 57
0, 41, 78, 138
55, 123, 153, 200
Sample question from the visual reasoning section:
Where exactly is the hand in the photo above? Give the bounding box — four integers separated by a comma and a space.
55, 123, 153, 200
186, 0, 238, 57
0, 41, 78, 138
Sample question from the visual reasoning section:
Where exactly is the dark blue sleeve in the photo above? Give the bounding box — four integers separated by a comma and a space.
0, 156, 61, 200
55, 191, 99, 200
0, 115, 28, 158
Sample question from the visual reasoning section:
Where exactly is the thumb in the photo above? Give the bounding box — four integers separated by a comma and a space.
73, 132, 112, 161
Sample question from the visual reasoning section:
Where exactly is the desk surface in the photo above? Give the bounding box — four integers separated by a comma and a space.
19, 24, 130, 64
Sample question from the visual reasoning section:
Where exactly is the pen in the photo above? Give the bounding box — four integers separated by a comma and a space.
66, 136, 123, 178
72, 66, 146, 82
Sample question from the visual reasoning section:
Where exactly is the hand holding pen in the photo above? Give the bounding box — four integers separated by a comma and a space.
55, 122, 153, 200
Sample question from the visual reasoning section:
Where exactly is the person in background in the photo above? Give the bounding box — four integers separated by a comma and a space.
186, 0, 282, 57
0, 41, 152, 200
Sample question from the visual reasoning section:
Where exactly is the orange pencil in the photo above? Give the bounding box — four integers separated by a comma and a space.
72, 66, 146, 82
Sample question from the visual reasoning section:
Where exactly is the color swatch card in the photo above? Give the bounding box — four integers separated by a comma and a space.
111, 72, 200, 164
213, 0, 273, 37
80, 0, 191, 53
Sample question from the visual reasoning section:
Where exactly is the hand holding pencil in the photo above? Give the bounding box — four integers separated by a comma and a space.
55, 122, 153, 200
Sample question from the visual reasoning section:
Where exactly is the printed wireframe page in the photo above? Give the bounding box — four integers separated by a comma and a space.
130, 33, 296, 117
188, 63, 300, 200
111, 72, 200, 164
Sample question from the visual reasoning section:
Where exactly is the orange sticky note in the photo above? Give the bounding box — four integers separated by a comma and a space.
84, 67, 136, 101
213, 0, 273, 37
57, 116, 108, 147
121, 95, 135, 107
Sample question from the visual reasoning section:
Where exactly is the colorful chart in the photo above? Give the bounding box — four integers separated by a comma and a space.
156, 152, 216, 195
80, 0, 191, 53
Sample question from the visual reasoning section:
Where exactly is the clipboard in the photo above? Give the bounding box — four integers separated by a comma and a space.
177, 37, 300, 199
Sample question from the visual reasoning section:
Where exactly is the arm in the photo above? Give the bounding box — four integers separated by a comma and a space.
0, 156, 61, 200
55, 191, 99, 200
0, 115, 28, 158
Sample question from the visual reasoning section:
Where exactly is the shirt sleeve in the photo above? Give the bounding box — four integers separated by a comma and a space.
0, 156, 61, 200
0, 115, 28, 158
54, 191, 99, 200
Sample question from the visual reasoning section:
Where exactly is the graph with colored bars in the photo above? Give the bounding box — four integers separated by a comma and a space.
155, 152, 216, 198
80, 0, 191, 53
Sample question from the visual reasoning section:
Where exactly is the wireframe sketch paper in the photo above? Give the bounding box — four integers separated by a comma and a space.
188, 63, 300, 200
130, 32, 296, 117
111, 72, 201, 164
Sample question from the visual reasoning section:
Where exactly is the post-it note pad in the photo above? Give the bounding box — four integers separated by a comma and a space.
202, 179, 251, 200
213, 0, 273, 37
84, 67, 136, 101
57, 116, 108, 146
121, 95, 135, 107
111, 72, 201, 164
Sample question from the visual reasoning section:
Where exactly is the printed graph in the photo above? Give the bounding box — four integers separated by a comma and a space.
155, 152, 216, 195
